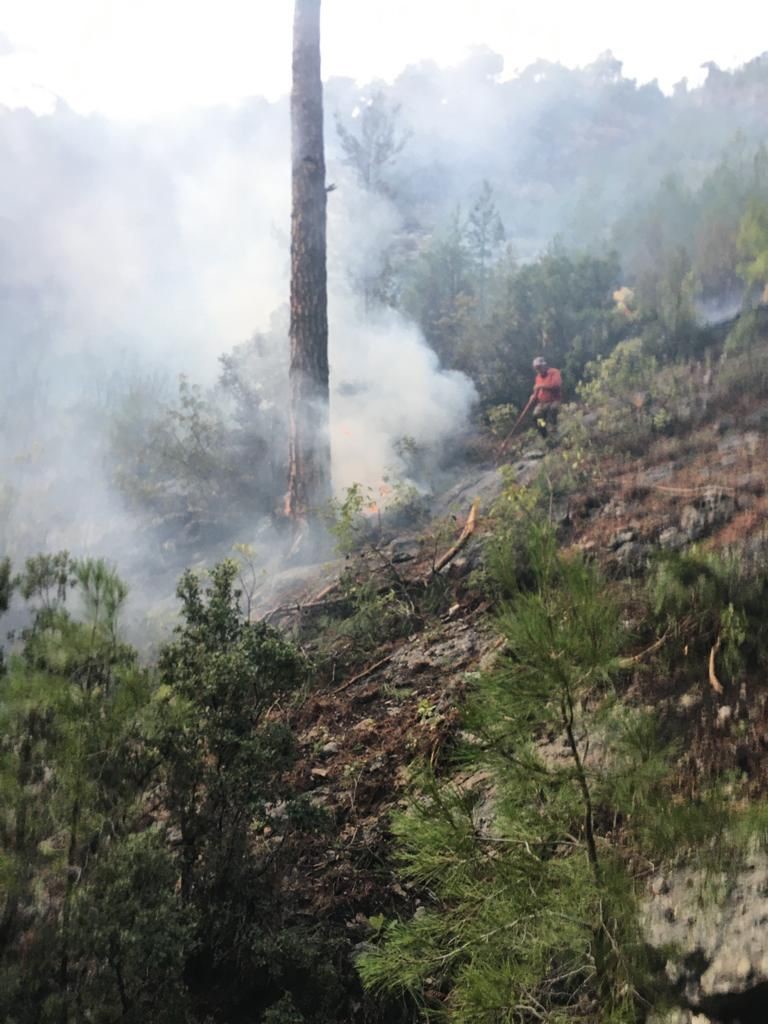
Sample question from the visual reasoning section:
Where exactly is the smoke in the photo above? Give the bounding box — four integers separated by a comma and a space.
330, 301, 476, 490
2, 42, 766, 619
0, 88, 477, 612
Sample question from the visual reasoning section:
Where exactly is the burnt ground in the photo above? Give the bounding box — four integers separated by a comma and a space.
249, 463, 506, 931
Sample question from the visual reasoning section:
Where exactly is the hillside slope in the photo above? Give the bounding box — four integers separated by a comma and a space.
260, 322, 768, 1023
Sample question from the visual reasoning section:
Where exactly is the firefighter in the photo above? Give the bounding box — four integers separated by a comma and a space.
531, 356, 562, 438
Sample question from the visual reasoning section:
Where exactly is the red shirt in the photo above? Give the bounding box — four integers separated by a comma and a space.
534, 367, 562, 403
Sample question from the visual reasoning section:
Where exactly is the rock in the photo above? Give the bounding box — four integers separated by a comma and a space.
388, 537, 422, 563
431, 466, 505, 520
659, 526, 686, 550
716, 705, 733, 727
445, 556, 470, 579
645, 852, 768, 1008
717, 429, 759, 455
320, 741, 340, 756
613, 541, 650, 572
680, 489, 736, 542
610, 527, 637, 549
678, 691, 701, 712
600, 497, 627, 519
680, 505, 707, 541
649, 1012, 713, 1024
351, 941, 376, 962
644, 463, 675, 483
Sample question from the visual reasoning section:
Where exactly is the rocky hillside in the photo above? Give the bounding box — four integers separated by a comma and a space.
249, 318, 768, 1024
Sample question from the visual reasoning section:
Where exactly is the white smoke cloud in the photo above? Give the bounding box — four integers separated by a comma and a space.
330, 302, 476, 492
0, 91, 477, 598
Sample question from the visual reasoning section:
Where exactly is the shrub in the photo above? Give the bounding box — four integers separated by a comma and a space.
577, 339, 697, 453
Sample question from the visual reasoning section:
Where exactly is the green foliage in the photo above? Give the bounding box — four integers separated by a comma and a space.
318, 573, 417, 665
152, 560, 340, 1018
615, 143, 768, 351
360, 526, 664, 1021
69, 831, 196, 1022
325, 482, 371, 555
467, 181, 505, 313
648, 547, 768, 684
325, 479, 429, 557
737, 198, 768, 296
0, 556, 13, 615
0, 558, 156, 1024
483, 479, 543, 599
485, 403, 519, 438
15, 550, 76, 613
406, 231, 626, 411
712, 312, 768, 403
111, 374, 227, 523
576, 339, 697, 453
361, 524, 765, 1021
0, 554, 352, 1022
109, 332, 289, 551
403, 209, 476, 370
723, 307, 762, 355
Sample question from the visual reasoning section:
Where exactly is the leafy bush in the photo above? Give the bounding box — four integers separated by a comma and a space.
109, 331, 289, 551
485, 402, 520, 438
716, 307, 768, 402
577, 339, 697, 453
723, 307, 763, 355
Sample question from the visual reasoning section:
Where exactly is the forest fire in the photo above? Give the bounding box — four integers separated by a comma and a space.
3, 1, 768, 1022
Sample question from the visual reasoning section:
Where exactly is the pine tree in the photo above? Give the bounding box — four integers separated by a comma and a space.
359, 525, 699, 1022
467, 181, 505, 314
0, 557, 156, 1023
287, 0, 332, 531
335, 91, 409, 195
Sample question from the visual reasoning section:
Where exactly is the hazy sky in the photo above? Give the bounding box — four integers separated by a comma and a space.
1, 0, 767, 118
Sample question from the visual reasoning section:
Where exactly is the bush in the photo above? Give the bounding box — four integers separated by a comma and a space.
648, 547, 768, 685
577, 339, 697, 453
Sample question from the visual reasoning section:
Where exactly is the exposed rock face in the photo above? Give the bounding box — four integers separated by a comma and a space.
679, 488, 737, 542
645, 854, 768, 1023
649, 1011, 713, 1023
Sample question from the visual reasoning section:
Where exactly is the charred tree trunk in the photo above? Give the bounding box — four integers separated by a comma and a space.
286, 0, 332, 527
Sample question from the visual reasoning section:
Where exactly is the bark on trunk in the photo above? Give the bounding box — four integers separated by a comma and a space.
286, 0, 332, 525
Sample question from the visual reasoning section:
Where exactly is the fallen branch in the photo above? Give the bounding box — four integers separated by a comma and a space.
433, 500, 479, 574
332, 654, 393, 694
617, 631, 669, 668
309, 580, 341, 604
708, 636, 724, 696
260, 595, 349, 624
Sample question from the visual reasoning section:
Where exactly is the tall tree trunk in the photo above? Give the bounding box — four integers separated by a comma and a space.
286, 0, 332, 527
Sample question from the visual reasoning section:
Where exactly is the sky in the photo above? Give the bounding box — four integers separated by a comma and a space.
1, 0, 767, 119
